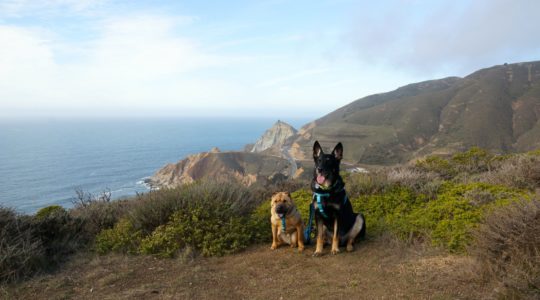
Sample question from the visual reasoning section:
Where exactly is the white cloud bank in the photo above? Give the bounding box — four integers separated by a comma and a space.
346, 0, 540, 74
0, 14, 251, 118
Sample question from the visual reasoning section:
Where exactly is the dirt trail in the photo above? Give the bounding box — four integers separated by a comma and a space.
2, 239, 488, 299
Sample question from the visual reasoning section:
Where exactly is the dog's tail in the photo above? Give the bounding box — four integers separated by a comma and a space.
359, 213, 366, 240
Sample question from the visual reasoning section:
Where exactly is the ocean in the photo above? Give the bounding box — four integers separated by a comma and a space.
0, 118, 310, 214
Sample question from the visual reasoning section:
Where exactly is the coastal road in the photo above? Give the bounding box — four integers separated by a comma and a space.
281, 146, 297, 178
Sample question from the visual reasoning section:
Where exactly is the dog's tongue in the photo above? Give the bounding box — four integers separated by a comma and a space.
316, 175, 326, 185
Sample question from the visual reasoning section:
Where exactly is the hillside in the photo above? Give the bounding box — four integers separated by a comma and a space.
288, 61, 540, 164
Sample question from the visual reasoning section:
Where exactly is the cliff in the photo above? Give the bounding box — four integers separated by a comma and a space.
149, 149, 293, 188
250, 120, 297, 153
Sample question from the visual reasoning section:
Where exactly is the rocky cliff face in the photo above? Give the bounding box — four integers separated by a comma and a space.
149, 148, 293, 188
250, 120, 297, 153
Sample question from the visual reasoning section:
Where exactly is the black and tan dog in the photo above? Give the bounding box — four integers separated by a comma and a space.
311, 141, 365, 256
270, 192, 305, 252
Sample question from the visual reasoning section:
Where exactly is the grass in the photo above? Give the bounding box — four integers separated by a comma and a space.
1, 238, 486, 300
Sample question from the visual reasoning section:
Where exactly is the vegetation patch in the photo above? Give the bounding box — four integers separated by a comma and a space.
96, 181, 259, 257
471, 198, 540, 299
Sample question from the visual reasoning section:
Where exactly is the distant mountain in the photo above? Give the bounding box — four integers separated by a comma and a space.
250, 120, 297, 153
288, 61, 540, 164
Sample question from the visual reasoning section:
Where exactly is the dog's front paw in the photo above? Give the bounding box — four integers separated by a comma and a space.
298, 245, 304, 253
346, 244, 354, 252
331, 248, 340, 255
290, 243, 297, 248
271, 243, 278, 250
312, 251, 323, 257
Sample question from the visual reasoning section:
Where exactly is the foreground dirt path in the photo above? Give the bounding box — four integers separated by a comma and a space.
1, 238, 488, 299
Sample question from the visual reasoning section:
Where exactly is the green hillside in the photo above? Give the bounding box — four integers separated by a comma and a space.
291, 61, 540, 164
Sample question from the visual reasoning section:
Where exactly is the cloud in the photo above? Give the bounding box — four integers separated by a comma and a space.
0, 13, 243, 117
255, 68, 329, 88
346, 0, 540, 74
0, 0, 107, 17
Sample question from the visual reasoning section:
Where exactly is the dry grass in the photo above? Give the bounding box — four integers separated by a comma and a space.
1, 237, 486, 300
471, 198, 540, 299
474, 155, 540, 190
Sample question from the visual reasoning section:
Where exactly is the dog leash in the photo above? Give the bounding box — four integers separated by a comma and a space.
313, 192, 330, 219
281, 217, 286, 232
304, 203, 314, 244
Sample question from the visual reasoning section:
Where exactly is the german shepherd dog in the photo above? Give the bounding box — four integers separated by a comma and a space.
312, 141, 366, 256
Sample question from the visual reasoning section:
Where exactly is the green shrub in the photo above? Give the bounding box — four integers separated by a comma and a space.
415, 155, 456, 179
35, 205, 65, 220
129, 181, 257, 235
140, 210, 251, 257
97, 181, 260, 257
350, 183, 529, 252
128, 188, 186, 235
451, 147, 493, 173
351, 187, 425, 238
94, 218, 142, 255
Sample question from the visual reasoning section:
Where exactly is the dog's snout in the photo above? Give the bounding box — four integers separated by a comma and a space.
276, 204, 287, 215
317, 167, 323, 173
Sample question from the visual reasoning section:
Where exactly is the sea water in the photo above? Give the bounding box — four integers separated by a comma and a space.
0, 118, 309, 214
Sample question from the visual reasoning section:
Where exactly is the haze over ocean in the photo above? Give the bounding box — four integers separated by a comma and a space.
0, 118, 310, 214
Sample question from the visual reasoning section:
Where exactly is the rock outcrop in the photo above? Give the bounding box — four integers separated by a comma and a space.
250, 120, 297, 153
149, 149, 293, 188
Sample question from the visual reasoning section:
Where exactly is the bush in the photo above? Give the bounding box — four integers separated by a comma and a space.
351, 183, 529, 252
97, 181, 260, 257
35, 205, 65, 219
386, 167, 441, 198
0, 207, 44, 283
451, 147, 494, 173
471, 198, 540, 299
94, 218, 142, 255
415, 155, 456, 179
31, 205, 85, 263
128, 181, 256, 235
70, 190, 129, 239
345, 171, 389, 197
474, 154, 540, 190
140, 210, 251, 257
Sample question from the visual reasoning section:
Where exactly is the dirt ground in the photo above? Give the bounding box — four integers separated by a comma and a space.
1, 238, 490, 299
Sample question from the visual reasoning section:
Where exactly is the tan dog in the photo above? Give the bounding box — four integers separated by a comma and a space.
270, 192, 305, 252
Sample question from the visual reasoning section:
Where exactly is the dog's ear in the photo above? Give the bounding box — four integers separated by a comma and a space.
287, 192, 291, 198
332, 142, 343, 160
313, 141, 323, 161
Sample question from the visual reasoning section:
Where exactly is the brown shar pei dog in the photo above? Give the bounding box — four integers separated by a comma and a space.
270, 192, 305, 252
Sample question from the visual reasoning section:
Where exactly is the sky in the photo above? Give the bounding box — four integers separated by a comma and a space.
1, 0, 539, 120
